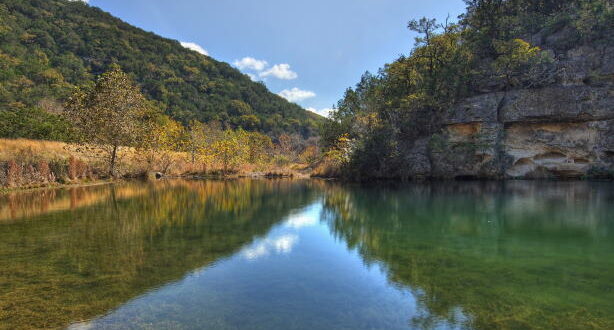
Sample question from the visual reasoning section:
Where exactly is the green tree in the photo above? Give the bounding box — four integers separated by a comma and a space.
65, 65, 157, 177
493, 38, 553, 88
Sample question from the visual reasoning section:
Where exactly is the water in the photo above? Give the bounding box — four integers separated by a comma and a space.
0, 180, 613, 329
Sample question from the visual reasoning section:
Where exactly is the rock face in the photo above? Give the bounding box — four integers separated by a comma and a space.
407, 44, 614, 179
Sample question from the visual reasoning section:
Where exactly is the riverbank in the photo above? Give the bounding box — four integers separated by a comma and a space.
0, 138, 315, 191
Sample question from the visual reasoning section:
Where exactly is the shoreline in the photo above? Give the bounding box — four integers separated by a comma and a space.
0, 180, 116, 195
4, 175, 614, 195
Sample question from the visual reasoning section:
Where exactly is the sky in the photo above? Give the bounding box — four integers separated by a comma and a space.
82, 0, 467, 116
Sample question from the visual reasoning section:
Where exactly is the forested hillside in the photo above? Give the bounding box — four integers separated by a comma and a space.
321, 0, 613, 180
0, 0, 320, 140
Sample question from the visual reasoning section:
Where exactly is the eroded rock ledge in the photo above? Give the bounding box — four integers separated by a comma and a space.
405, 45, 614, 179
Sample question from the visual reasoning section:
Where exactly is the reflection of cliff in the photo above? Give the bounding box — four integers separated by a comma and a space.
321, 181, 614, 329
0, 179, 319, 329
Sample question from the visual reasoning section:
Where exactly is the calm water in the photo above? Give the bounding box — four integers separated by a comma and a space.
0, 180, 613, 329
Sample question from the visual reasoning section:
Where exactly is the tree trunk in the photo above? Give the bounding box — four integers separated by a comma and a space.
110, 145, 118, 178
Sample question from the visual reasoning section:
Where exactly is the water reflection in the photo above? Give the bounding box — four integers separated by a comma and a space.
0, 179, 319, 329
241, 234, 299, 260
321, 181, 614, 329
1, 180, 613, 329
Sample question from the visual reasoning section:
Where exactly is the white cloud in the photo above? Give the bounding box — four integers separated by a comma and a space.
242, 234, 299, 260
245, 73, 259, 81
278, 88, 316, 102
180, 41, 209, 56
234, 57, 268, 71
242, 243, 269, 260
260, 64, 298, 80
69, 0, 89, 3
285, 214, 318, 229
272, 235, 298, 253
307, 107, 334, 117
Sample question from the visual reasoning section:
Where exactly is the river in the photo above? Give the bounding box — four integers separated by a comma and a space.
0, 179, 613, 329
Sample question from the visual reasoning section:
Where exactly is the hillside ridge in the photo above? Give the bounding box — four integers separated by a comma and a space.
0, 0, 321, 140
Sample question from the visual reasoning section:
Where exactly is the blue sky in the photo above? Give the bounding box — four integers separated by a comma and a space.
84, 0, 466, 116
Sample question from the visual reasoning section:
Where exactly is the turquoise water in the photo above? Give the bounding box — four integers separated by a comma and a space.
0, 180, 613, 329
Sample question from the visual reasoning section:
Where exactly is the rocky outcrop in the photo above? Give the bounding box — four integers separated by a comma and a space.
406, 45, 614, 179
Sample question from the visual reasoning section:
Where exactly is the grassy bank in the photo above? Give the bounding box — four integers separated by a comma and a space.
0, 138, 310, 191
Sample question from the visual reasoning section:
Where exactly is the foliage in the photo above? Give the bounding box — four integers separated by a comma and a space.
0, 106, 73, 140
492, 38, 554, 88
0, 0, 321, 141
210, 129, 249, 174
141, 115, 187, 174
461, 0, 614, 54
64, 65, 158, 176
244, 131, 274, 165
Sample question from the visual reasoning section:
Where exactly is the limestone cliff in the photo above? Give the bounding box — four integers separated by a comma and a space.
406, 43, 614, 179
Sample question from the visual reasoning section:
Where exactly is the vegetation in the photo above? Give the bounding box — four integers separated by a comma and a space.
1, 59, 322, 189
0, 129, 315, 189
0, 0, 321, 141
65, 65, 158, 176
320, 0, 613, 179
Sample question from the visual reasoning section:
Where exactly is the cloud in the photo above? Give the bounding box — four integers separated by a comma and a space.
285, 214, 318, 229
180, 41, 209, 56
233, 58, 298, 81
260, 64, 298, 80
278, 88, 316, 102
242, 234, 299, 260
234, 57, 268, 71
69, 0, 89, 3
307, 107, 334, 117
245, 73, 259, 81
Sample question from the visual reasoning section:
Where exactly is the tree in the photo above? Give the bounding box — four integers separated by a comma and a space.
186, 120, 207, 164
493, 39, 553, 89
210, 129, 248, 175
408, 17, 440, 48
65, 65, 157, 177
142, 116, 186, 174
186, 120, 224, 173
244, 131, 274, 164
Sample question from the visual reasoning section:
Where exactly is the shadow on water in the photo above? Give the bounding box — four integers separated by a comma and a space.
0, 179, 320, 329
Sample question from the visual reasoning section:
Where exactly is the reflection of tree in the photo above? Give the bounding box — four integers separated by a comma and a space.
0, 179, 319, 329
321, 181, 614, 329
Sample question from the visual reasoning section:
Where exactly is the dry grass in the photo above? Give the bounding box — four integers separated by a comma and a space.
0, 139, 74, 162
311, 158, 343, 178
0, 139, 313, 189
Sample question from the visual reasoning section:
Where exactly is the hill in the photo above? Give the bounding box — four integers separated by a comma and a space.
0, 0, 321, 140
